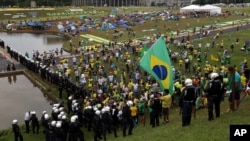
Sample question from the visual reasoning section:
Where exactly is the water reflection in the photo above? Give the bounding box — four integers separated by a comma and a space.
0, 32, 68, 56
13, 75, 16, 83
8, 75, 12, 84
0, 75, 52, 130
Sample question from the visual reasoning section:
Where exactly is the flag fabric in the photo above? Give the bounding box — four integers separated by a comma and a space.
140, 45, 148, 57
139, 37, 174, 95
210, 54, 219, 61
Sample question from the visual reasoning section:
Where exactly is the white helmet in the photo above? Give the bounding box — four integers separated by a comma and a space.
95, 110, 101, 116
70, 116, 76, 123
72, 100, 77, 104
185, 78, 193, 86
51, 121, 56, 127
59, 107, 64, 112
44, 114, 50, 120
12, 119, 18, 124
56, 121, 62, 128
60, 111, 65, 116
105, 106, 110, 112
43, 111, 47, 114
150, 94, 154, 99
62, 115, 67, 120
31, 111, 36, 115
93, 107, 98, 111
73, 103, 78, 107
87, 106, 92, 109
58, 114, 62, 120
52, 107, 57, 111
73, 115, 78, 120
101, 108, 106, 114
53, 103, 60, 108
68, 96, 72, 100
127, 100, 133, 106
54, 109, 59, 113
210, 72, 219, 80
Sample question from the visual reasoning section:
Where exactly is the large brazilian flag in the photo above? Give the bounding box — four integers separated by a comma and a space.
139, 37, 174, 95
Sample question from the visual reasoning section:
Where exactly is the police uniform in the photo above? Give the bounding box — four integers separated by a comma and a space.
12, 119, 23, 141
181, 79, 196, 126
205, 73, 223, 120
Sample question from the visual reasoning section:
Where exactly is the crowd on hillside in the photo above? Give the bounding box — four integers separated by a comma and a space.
2, 22, 250, 141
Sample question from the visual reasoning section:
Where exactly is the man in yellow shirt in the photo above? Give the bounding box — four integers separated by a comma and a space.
130, 103, 138, 124
160, 89, 172, 123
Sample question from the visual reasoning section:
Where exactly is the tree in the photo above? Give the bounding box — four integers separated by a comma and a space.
151, 1, 155, 6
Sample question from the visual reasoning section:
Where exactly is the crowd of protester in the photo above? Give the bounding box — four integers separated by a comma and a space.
2, 19, 250, 141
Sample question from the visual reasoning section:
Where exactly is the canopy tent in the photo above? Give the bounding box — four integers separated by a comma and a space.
199, 5, 221, 15
180, 5, 201, 13
180, 5, 221, 15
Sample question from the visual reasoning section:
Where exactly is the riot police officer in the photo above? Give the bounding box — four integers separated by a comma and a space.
205, 72, 223, 121
30, 111, 40, 134
122, 100, 134, 136
12, 119, 23, 141
181, 78, 196, 127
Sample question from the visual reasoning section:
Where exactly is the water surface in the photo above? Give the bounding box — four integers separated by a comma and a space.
0, 75, 52, 130
0, 32, 67, 56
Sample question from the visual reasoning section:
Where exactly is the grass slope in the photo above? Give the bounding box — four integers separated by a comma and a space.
0, 96, 249, 141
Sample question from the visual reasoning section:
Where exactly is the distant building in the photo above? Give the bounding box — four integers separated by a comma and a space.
30, 1, 37, 8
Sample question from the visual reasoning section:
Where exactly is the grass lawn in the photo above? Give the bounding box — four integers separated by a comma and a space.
0, 95, 250, 141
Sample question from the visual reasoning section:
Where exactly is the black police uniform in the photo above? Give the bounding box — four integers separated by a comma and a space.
122, 104, 134, 136
205, 77, 223, 120
181, 85, 196, 126
12, 123, 23, 141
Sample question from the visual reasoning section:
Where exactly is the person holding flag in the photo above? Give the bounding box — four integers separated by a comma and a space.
139, 36, 174, 95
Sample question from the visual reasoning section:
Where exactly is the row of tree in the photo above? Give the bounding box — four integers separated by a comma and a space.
0, 0, 71, 7
1, 0, 250, 7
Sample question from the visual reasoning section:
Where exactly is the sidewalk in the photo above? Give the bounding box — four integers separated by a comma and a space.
0, 47, 23, 72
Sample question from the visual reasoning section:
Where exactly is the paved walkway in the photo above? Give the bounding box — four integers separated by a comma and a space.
0, 47, 23, 72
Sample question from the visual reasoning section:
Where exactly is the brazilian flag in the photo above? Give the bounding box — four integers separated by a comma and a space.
139, 37, 174, 95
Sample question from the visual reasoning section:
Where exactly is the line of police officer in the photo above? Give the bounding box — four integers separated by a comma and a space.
6, 46, 87, 100
6, 44, 136, 141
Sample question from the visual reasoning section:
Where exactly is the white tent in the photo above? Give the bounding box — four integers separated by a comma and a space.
180, 4, 221, 15
199, 5, 221, 15
180, 5, 201, 13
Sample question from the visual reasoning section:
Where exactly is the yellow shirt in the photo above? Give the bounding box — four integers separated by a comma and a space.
179, 59, 183, 65
160, 95, 172, 108
130, 106, 137, 116
241, 75, 247, 88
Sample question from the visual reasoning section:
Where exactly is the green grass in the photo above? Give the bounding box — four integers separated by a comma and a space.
1, 97, 250, 141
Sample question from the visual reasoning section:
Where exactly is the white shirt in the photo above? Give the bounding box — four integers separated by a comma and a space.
72, 57, 77, 63
24, 112, 30, 121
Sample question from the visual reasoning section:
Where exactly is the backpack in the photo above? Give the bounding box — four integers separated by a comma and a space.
208, 80, 222, 96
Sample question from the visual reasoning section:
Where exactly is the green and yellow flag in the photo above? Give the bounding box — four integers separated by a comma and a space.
210, 54, 219, 61
139, 37, 174, 95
